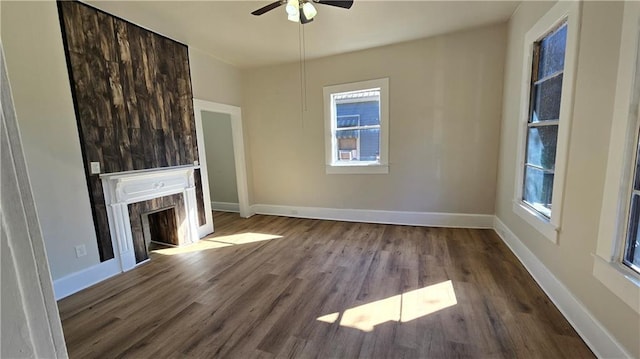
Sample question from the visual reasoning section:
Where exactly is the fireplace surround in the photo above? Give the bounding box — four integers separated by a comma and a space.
100, 165, 201, 271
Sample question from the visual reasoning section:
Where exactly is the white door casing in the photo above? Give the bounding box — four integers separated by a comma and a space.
193, 99, 251, 221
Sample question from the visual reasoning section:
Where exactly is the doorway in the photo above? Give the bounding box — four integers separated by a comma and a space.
201, 111, 240, 213
193, 100, 251, 234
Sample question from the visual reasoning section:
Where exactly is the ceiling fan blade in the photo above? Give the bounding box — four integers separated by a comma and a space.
313, 0, 354, 9
251, 0, 285, 16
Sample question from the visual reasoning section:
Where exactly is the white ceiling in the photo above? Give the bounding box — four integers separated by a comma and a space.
87, 1, 520, 68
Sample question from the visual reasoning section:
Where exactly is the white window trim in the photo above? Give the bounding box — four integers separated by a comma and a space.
323, 78, 389, 175
594, 0, 640, 314
512, 1, 581, 244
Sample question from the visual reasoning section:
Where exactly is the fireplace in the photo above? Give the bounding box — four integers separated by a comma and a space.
129, 195, 185, 263
143, 207, 179, 247
101, 165, 201, 271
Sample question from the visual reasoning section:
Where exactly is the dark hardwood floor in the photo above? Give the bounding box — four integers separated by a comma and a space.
58, 212, 594, 358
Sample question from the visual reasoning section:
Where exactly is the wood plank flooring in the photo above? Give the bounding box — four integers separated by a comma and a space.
58, 212, 594, 358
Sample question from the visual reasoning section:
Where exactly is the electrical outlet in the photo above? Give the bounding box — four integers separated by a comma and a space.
75, 245, 87, 258
90, 162, 101, 175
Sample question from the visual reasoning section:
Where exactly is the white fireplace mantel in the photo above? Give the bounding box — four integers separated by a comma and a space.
101, 165, 201, 272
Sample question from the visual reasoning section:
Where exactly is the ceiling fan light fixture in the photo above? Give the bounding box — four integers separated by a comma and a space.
302, 2, 317, 20
288, 13, 299, 22
285, 0, 299, 15
251, 0, 354, 23
300, 11, 313, 24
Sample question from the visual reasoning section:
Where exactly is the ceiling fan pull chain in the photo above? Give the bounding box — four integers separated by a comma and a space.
302, 23, 308, 113
297, 22, 309, 126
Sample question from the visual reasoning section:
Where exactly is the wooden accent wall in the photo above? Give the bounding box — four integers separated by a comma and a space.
194, 169, 206, 226
58, 1, 204, 261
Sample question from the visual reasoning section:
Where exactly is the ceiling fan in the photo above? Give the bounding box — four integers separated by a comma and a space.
251, 0, 354, 24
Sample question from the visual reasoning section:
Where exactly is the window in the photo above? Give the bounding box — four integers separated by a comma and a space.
522, 23, 566, 219
513, 1, 579, 243
594, 1, 640, 314
324, 78, 389, 174
624, 147, 640, 273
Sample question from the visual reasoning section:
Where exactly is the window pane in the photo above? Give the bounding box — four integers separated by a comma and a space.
538, 24, 567, 79
624, 194, 640, 269
335, 128, 380, 162
523, 166, 554, 218
359, 128, 380, 161
633, 143, 640, 191
334, 91, 381, 163
336, 100, 380, 127
526, 125, 558, 170
531, 74, 563, 122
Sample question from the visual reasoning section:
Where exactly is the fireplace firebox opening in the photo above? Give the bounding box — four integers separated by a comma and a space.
141, 207, 180, 253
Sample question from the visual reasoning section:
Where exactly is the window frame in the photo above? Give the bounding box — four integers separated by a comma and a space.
323, 78, 389, 175
512, 1, 581, 243
594, 0, 640, 314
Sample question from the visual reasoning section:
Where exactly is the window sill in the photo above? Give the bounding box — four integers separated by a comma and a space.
325, 164, 389, 175
592, 255, 640, 314
512, 200, 558, 243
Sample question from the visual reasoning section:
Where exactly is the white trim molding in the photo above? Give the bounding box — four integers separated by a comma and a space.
212, 201, 240, 213
193, 99, 251, 218
493, 217, 632, 359
250, 204, 494, 228
52, 259, 121, 300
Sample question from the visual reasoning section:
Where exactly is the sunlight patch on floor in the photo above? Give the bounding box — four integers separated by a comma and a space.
152, 232, 282, 256
212, 232, 283, 245
317, 280, 457, 332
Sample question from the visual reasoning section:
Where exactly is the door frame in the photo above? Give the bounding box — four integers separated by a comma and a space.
193, 99, 251, 225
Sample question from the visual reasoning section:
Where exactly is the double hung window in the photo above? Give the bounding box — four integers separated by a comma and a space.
513, 1, 579, 243
522, 23, 567, 219
323, 78, 389, 174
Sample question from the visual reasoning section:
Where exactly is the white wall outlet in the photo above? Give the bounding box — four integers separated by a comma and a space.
90, 162, 101, 175
75, 245, 87, 258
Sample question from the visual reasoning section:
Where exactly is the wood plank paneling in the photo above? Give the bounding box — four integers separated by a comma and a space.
194, 169, 206, 226
58, 1, 203, 261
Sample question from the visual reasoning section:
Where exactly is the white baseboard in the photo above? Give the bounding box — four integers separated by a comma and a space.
250, 204, 494, 228
493, 217, 632, 359
212, 201, 240, 213
52, 259, 121, 300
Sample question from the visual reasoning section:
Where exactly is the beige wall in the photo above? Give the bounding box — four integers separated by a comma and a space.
1, 1, 244, 281
495, 1, 640, 357
190, 47, 254, 203
242, 23, 507, 213
202, 111, 239, 204
2, 43, 67, 358
2, 1, 101, 279
190, 47, 242, 107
